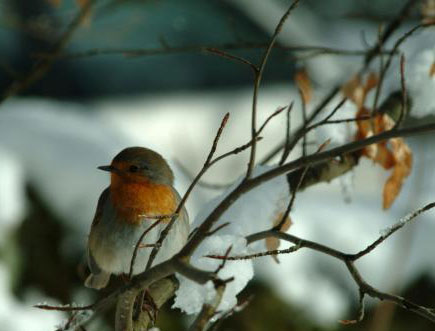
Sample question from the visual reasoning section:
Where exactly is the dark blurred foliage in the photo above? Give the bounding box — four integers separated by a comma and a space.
0, 0, 418, 100
0, 0, 296, 99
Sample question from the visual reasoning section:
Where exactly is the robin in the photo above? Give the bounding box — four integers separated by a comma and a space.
85, 147, 190, 289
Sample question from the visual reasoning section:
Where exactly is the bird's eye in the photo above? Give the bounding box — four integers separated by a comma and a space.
129, 165, 139, 173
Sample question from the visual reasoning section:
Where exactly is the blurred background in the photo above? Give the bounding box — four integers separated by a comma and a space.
0, 0, 435, 330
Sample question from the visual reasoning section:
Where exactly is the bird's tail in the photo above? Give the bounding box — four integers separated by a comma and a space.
85, 271, 111, 289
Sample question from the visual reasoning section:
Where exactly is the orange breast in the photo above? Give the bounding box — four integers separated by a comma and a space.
110, 178, 176, 225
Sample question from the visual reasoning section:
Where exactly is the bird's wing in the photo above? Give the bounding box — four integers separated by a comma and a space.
85, 187, 112, 289
91, 186, 110, 228
171, 188, 190, 243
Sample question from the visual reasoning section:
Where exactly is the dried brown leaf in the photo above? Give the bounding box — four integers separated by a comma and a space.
294, 68, 312, 104
422, 0, 435, 23
342, 74, 363, 108
343, 73, 378, 109
430, 61, 435, 77
266, 212, 292, 263
355, 106, 413, 209
382, 137, 413, 209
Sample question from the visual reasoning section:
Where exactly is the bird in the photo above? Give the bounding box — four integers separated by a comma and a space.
85, 147, 189, 289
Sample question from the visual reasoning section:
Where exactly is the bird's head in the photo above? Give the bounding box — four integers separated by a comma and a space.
98, 147, 174, 186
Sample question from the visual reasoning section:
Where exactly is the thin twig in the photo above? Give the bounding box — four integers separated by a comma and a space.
39, 44, 396, 60
257, 106, 287, 135
209, 136, 263, 167
180, 122, 435, 258
34, 304, 94, 311
274, 166, 308, 231
339, 290, 366, 325
371, 22, 435, 115
275, 86, 341, 165
283, 102, 294, 162
214, 246, 233, 274
146, 113, 231, 271
129, 218, 165, 279
395, 54, 408, 128
189, 282, 227, 331
206, 222, 230, 237
205, 47, 258, 72
206, 244, 300, 261
244, 202, 435, 323
297, 87, 308, 157
264, 0, 422, 166
246, 0, 300, 179
174, 159, 232, 190
371, 24, 387, 115
363, 0, 419, 67
351, 202, 435, 260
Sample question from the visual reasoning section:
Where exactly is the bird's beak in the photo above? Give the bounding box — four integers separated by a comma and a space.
97, 165, 114, 172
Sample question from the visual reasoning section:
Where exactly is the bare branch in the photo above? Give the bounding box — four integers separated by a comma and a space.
345, 261, 435, 323
245, 201, 435, 323
129, 217, 168, 279
264, 0, 423, 165
180, 121, 435, 259
146, 113, 230, 271
246, 0, 300, 178
213, 246, 233, 274
205, 244, 300, 261
34, 304, 94, 312
339, 290, 365, 325
257, 106, 287, 136
351, 202, 435, 260
372, 22, 435, 115
39, 44, 396, 61
189, 282, 227, 331
395, 54, 408, 128
205, 48, 258, 73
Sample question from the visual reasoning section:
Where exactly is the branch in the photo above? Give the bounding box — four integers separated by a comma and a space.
262, 0, 422, 165
205, 48, 258, 73
351, 202, 435, 260
395, 54, 408, 128
206, 244, 300, 261
180, 122, 435, 258
133, 276, 178, 331
371, 22, 435, 115
189, 281, 227, 331
242, 201, 435, 323
145, 113, 230, 271
246, 0, 300, 178
37, 44, 395, 61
